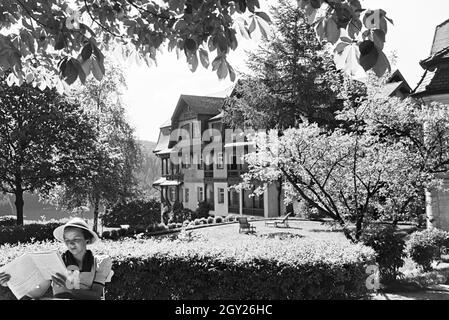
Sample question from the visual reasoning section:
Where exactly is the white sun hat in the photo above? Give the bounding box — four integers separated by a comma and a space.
53, 217, 100, 244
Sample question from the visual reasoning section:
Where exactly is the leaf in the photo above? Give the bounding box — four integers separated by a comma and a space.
62, 59, 79, 85
227, 61, 236, 82
217, 58, 228, 80
325, 18, 340, 44
236, 18, 250, 40
347, 18, 362, 39
71, 58, 86, 84
359, 40, 379, 71
371, 29, 386, 50
255, 11, 271, 24
212, 55, 222, 71
80, 43, 93, 61
54, 33, 65, 50
91, 56, 104, 81
248, 17, 256, 33
184, 38, 197, 52
80, 56, 93, 77
334, 42, 364, 77
186, 51, 199, 72
256, 16, 270, 40
372, 50, 391, 77
199, 48, 209, 68
208, 37, 216, 51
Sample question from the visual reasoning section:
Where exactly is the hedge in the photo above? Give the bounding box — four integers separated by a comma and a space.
100, 199, 161, 228
0, 222, 63, 245
0, 237, 375, 300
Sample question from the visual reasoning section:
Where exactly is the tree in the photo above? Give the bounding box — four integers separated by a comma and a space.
0, 0, 391, 89
240, 77, 449, 242
0, 75, 98, 225
46, 61, 141, 232
223, 0, 343, 131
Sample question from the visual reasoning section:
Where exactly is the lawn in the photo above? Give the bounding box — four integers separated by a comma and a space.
190, 219, 351, 244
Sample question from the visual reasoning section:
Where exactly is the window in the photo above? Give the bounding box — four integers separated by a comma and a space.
217, 152, 224, 169
169, 188, 176, 202
218, 188, 225, 204
197, 187, 204, 202
184, 188, 189, 203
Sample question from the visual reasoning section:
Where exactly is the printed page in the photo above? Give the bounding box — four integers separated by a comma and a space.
0, 254, 46, 300
28, 251, 68, 279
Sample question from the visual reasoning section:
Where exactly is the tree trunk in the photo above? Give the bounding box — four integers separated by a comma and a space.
93, 197, 100, 233
14, 189, 24, 226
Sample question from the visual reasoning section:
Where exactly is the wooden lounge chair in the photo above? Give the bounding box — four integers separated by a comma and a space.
237, 217, 256, 233
265, 213, 292, 228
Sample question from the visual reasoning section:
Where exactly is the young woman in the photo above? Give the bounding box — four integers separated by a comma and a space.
0, 217, 113, 300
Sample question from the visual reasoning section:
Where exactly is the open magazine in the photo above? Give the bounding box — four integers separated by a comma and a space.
0, 250, 67, 300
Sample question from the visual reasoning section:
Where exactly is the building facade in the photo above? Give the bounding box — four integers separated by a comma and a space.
153, 94, 285, 218
412, 19, 449, 230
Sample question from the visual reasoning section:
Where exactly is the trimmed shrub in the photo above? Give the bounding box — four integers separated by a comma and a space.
0, 237, 375, 300
225, 214, 236, 222
361, 225, 406, 282
207, 217, 214, 224
214, 216, 223, 224
100, 199, 161, 228
406, 228, 449, 271
195, 201, 210, 219
171, 208, 195, 224
175, 223, 183, 228
0, 222, 63, 245
193, 219, 201, 226
199, 217, 207, 225
0, 216, 17, 227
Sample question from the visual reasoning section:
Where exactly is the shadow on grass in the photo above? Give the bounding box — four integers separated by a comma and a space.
258, 232, 305, 240
309, 228, 343, 233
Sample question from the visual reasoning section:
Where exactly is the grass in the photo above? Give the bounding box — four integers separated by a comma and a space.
191, 219, 351, 244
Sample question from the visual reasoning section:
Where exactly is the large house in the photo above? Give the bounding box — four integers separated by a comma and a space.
152, 94, 286, 218
412, 19, 449, 230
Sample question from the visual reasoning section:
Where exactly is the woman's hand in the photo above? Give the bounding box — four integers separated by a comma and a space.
51, 273, 69, 290
0, 272, 11, 287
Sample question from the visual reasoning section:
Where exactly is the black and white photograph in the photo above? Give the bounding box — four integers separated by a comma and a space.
0, 0, 448, 316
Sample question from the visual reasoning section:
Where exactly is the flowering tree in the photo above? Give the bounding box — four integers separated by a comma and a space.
0, 0, 391, 90
241, 78, 449, 242
44, 61, 141, 232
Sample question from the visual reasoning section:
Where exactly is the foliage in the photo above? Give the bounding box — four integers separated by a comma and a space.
299, 0, 392, 77
45, 61, 141, 232
225, 214, 236, 222
0, 75, 98, 225
0, 222, 63, 245
406, 228, 449, 272
361, 225, 406, 282
194, 201, 211, 219
100, 199, 161, 228
214, 216, 224, 224
0, 0, 390, 89
0, 236, 375, 300
223, 0, 343, 131
207, 216, 214, 224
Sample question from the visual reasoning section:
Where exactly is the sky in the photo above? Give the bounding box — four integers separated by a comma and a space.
121, 0, 449, 143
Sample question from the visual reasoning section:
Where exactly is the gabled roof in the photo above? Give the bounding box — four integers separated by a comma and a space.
431, 19, 449, 55
160, 119, 171, 128
413, 19, 449, 97
171, 94, 224, 122
420, 19, 449, 69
